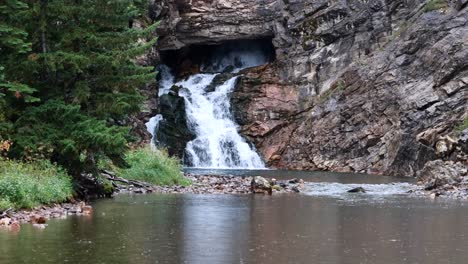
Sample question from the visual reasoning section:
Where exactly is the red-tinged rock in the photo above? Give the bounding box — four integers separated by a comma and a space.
9, 222, 20, 232
37, 216, 47, 224
82, 206, 93, 215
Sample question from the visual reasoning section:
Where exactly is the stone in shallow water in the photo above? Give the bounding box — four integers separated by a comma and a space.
347, 187, 366, 193
251, 176, 272, 195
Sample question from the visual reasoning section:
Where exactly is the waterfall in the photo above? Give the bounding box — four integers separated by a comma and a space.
157, 65, 175, 97
152, 45, 269, 169
145, 114, 163, 148
181, 74, 264, 168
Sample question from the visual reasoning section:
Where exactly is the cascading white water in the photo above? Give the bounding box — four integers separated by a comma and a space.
181, 74, 264, 168
157, 65, 175, 97
145, 65, 173, 147
145, 114, 163, 148
151, 46, 268, 169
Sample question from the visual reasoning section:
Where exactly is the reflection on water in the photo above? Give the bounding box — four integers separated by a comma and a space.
1, 173, 468, 264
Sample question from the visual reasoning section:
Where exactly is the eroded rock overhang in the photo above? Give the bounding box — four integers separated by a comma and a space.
154, 0, 278, 51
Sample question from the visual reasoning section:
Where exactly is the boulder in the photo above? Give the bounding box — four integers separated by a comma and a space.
155, 92, 195, 159
417, 160, 466, 190
250, 176, 272, 195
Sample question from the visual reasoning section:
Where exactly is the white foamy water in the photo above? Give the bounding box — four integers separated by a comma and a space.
145, 114, 163, 148
201, 49, 270, 74
150, 48, 268, 168
302, 182, 418, 198
181, 74, 264, 168
157, 65, 175, 97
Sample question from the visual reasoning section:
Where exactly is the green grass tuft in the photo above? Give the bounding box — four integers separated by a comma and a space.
0, 159, 73, 210
115, 148, 190, 186
455, 116, 468, 135
424, 0, 448, 12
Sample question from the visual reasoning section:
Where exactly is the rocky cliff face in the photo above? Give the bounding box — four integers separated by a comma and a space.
152, 0, 468, 176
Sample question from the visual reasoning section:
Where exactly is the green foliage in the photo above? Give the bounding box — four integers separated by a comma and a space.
424, 0, 448, 12
113, 148, 190, 186
455, 115, 468, 134
0, 159, 73, 210
21, 0, 156, 119
0, 0, 37, 102
0, 199, 14, 211
0, 0, 157, 178
12, 100, 130, 175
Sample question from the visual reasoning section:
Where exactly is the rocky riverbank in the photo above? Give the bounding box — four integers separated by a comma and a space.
0, 201, 92, 231
0, 174, 305, 231
114, 174, 306, 195
4, 168, 468, 232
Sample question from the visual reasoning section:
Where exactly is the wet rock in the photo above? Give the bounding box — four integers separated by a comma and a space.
288, 178, 299, 184
81, 205, 93, 215
291, 186, 300, 193
205, 73, 236, 93
37, 216, 47, 224
251, 176, 272, 195
272, 185, 282, 191
155, 92, 195, 159
0, 217, 11, 226
348, 187, 366, 193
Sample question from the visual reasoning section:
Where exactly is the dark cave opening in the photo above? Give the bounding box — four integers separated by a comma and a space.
159, 38, 276, 78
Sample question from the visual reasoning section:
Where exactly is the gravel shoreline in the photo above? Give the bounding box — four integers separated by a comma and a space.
3, 173, 467, 231
0, 174, 305, 230
115, 174, 306, 195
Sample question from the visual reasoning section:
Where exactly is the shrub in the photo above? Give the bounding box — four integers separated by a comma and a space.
0, 159, 73, 210
114, 148, 190, 186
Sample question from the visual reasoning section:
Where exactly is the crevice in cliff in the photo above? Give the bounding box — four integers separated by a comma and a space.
159, 38, 276, 77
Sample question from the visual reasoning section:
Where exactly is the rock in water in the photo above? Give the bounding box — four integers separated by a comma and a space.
0, 217, 11, 226
348, 187, 366, 193
251, 176, 272, 195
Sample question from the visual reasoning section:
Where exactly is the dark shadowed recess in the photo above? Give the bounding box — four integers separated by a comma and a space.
159, 38, 276, 76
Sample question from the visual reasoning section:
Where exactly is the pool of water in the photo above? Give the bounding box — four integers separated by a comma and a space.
1, 171, 467, 264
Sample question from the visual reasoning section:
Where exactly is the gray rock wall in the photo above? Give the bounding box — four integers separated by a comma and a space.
152, 0, 468, 176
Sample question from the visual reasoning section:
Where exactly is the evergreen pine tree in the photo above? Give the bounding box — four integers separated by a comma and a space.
8, 0, 157, 175
23, 0, 157, 119
0, 0, 37, 141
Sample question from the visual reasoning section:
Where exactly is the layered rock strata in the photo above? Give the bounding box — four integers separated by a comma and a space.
151, 0, 468, 177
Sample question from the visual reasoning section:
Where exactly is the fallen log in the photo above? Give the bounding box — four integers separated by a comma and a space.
0, 208, 13, 218
100, 171, 153, 191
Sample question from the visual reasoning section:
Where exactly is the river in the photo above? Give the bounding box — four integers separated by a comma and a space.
1, 170, 468, 264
